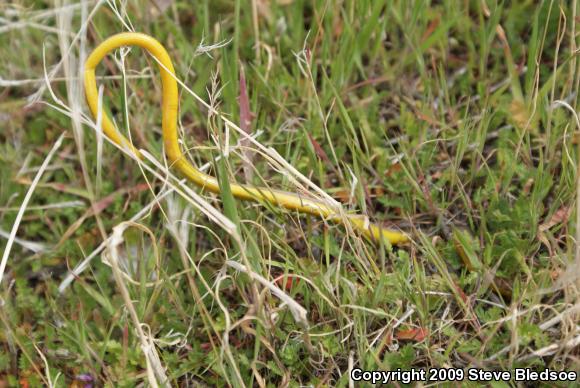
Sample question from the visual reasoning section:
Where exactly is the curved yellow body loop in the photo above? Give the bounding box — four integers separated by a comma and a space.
84, 32, 408, 244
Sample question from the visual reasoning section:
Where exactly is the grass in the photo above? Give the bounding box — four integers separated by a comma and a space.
1, 0, 580, 386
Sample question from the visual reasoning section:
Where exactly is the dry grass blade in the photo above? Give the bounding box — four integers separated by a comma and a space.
0, 133, 64, 288
225, 260, 308, 327
106, 221, 169, 387
0, 227, 50, 253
